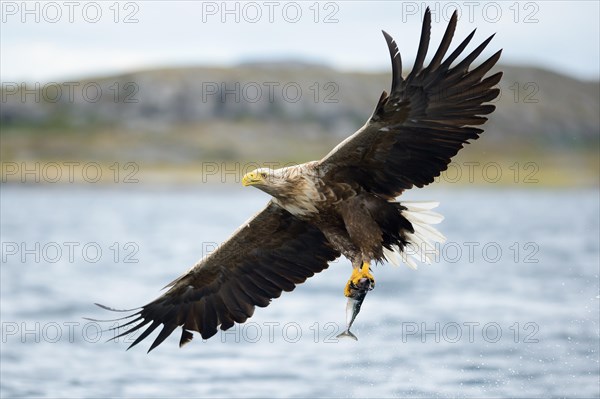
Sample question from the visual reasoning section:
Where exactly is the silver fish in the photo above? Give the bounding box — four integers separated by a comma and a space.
336, 277, 372, 341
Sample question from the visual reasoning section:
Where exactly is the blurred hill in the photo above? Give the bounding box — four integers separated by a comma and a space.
1, 63, 598, 185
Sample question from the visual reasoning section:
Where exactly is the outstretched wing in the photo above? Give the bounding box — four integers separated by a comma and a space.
319, 8, 502, 198
98, 202, 339, 352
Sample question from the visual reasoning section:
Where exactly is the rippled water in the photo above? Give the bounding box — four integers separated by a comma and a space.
1, 185, 598, 398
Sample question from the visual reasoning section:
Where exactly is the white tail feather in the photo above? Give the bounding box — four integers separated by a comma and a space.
383, 246, 400, 267
415, 222, 447, 243
402, 201, 440, 211
405, 209, 444, 225
385, 201, 446, 270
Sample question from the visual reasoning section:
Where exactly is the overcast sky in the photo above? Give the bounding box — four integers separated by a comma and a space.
1, 1, 599, 82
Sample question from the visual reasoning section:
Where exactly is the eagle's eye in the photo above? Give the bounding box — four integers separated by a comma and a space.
260, 172, 267, 179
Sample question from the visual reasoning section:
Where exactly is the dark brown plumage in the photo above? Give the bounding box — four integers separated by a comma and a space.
320, 10, 502, 198
93, 8, 502, 351
100, 203, 339, 352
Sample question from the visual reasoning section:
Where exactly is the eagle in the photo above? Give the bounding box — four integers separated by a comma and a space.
96, 8, 502, 352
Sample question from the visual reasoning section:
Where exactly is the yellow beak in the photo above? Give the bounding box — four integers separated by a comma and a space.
242, 172, 260, 187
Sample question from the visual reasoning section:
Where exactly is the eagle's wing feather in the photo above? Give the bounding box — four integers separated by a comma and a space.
103, 201, 339, 352
319, 9, 502, 198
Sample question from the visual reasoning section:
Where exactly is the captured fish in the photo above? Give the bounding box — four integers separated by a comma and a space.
337, 277, 372, 341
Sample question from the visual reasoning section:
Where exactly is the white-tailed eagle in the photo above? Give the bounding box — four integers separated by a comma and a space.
95, 8, 502, 351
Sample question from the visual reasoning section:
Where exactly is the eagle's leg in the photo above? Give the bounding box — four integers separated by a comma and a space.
344, 260, 375, 297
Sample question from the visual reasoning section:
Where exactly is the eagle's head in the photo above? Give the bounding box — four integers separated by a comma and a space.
242, 167, 289, 196
242, 164, 315, 201
242, 165, 319, 216
242, 166, 310, 198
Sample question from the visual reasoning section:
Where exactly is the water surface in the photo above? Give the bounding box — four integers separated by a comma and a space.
1, 185, 598, 398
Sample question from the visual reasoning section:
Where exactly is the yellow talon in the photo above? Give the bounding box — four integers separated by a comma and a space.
344, 261, 375, 297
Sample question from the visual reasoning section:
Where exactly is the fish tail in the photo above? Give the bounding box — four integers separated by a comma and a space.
336, 329, 358, 341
